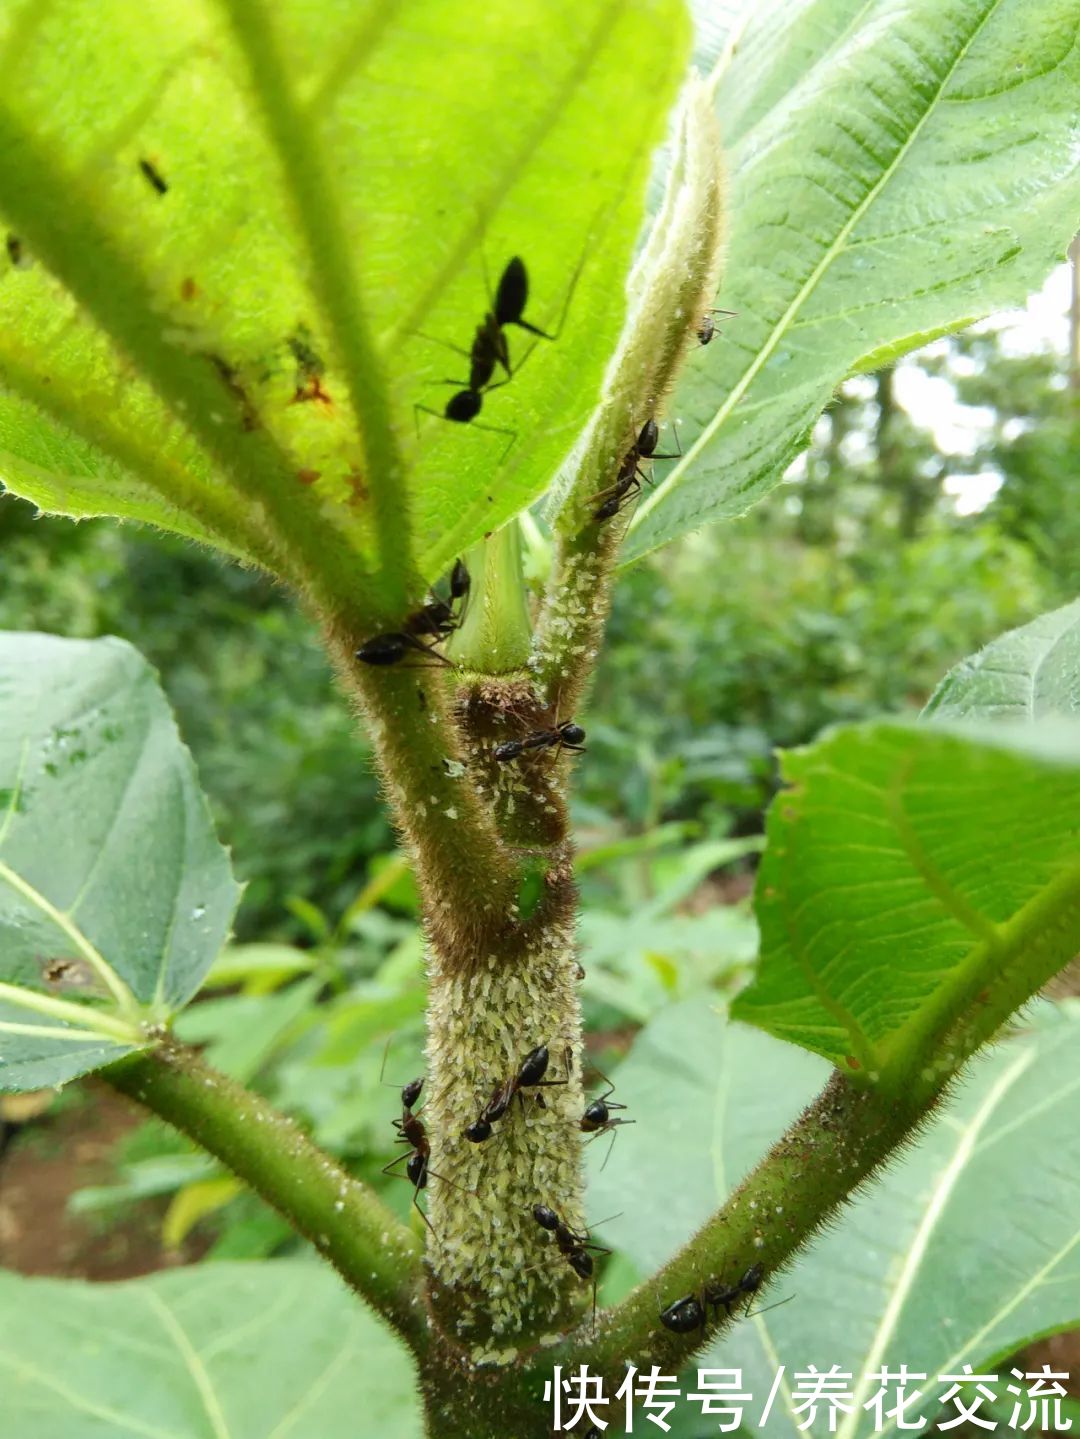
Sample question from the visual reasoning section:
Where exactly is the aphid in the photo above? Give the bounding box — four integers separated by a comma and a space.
138, 157, 168, 195
493, 721, 586, 764
464, 1044, 571, 1143
697, 306, 737, 346
594, 419, 680, 522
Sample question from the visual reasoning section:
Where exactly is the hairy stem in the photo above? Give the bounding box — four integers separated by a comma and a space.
103, 1036, 427, 1350
559, 1069, 939, 1390
532, 79, 725, 706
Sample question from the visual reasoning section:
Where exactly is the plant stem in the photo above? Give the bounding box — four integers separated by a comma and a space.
103, 1036, 427, 1351
559, 1069, 938, 1389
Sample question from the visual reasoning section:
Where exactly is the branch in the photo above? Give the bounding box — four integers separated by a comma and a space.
531, 79, 726, 712
554, 1068, 938, 1383
103, 1036, 428, 1352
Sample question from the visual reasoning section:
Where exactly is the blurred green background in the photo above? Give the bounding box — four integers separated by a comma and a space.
1, 282, 1076, 1265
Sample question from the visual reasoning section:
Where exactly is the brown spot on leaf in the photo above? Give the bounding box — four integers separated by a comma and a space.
345, 470, 369, 505
180, 276, 198, 302
297, 469, 320, 486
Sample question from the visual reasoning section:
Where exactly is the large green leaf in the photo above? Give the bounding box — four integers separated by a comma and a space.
730, 720, 1080, 1077
0, 0, 689, 603
925, 598, 1080, 721
0, 1261, 422, 1438
0, 633, 239, 1091
624, 0, 1080, 562
591, 1001, 1080, 1439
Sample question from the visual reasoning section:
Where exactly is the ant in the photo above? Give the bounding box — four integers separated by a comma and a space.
355, 631, 452, 668
580, 1071, 633, 1168
697, 306, 737, 346
532, 1204, 612, 1326
416, 252, 580, 443
403, 558, 471, 642
355, 560, 470, 669
493, 721, 586, 763
660, 1264, 780, 1334
464, 1044, 572, 1143
138, 157, 168, 195
381, 1072, 465, 1233
594, 418, 680, 522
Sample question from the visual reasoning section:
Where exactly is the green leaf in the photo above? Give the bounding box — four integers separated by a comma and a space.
731, 720, 1080, 1082
924, 598, 1080, 721
0, 633, 240, 1091
173, 978, 321, 1082
591, 1001, 1080, 1439
624, 0, 1080, 562
0, 0, 690, 608
0, 1261, 422, 1438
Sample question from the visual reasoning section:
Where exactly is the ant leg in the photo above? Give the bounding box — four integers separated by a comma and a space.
744, 1294, 795, 1321
412, 330, 473, 361
381, 1149, 412, 1178
413, 402, 517, 458
411, 1189, 436, 1235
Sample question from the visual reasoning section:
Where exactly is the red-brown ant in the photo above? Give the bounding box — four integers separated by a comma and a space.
697, 306, 737, 346
464, 1044, 572, 1143
382, 1073, 467, 1233
660, 1264, 782, 1334
532, 1204, 613, 1327
493, 721, 586, 763
355, 560, 470, 668
594, 419, 680, 522
580, 1071, 633, 1168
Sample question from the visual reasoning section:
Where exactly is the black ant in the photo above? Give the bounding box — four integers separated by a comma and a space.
355, 630, 453, 668
493, 721, 586, 763
580, 1071, 633, 1168
594, 419, 680, 522
659, 1264, 772, 1334
416, 253, 581, 443
697, 306, 737, 346
532, 1205, 612, 1325
464, 1044, 571, 1143
138, 157, 168, 195
355, 560, 470, 668
6, 234, 23, 267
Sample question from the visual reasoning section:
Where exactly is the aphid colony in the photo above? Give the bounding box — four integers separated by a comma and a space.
383, 1039, 771, 1338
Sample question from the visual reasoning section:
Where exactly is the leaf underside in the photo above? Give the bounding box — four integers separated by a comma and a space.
0, 0, 689, 599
